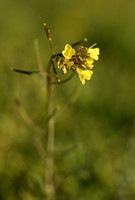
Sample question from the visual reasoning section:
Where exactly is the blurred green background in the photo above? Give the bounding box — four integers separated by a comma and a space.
0, 0, 135, 199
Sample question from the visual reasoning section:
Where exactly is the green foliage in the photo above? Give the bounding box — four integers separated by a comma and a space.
0, 0, 135, 199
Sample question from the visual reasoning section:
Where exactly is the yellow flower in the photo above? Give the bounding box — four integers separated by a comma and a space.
62, 44, 76, 59
77, 68, 93, 85
56, 42, 99, 85
87, 46, 100, 60
85, 57, 94, 69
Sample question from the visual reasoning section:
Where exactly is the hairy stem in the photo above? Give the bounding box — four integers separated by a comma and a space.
45, 58, 55, 200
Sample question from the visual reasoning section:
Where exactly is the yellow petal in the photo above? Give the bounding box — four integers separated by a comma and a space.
77, 68, 93, 85
85, 58, 94, 68
87, 47, 100, 60
62, 44, 76, 59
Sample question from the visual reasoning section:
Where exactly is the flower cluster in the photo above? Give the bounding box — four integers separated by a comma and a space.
56, 43, 100, 84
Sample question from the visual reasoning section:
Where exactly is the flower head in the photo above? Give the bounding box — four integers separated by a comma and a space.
56, 41, 100, 85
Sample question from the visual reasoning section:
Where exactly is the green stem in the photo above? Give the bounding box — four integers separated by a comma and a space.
45, 59, 55, 200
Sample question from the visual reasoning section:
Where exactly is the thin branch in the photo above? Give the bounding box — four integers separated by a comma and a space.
15, 98, 44, 135
45, 58, 56, 199
34, 134, 45, 159
71, 37, 87, 47
43, 23, 55, 55
46, 106, 61, 122
34, 39, 47, 78
55, 83, 81, 119
52, 72, 74, 85
11, 68, 39, 75
15, 98, 45, 158
52, 60, 60, 82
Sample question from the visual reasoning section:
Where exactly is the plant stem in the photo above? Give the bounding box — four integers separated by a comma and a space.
45, 58, 55, 200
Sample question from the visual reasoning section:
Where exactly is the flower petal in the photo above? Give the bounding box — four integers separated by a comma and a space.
77, 68, 93, 85
62, 44, 76, 59
87, 47, 100, 60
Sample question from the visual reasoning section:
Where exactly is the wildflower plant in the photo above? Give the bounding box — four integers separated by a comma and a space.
12, 23, 100, 200
57, 42, 99, 84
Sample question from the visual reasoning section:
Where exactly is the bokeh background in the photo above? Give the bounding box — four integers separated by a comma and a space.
0, 0, 135, 199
